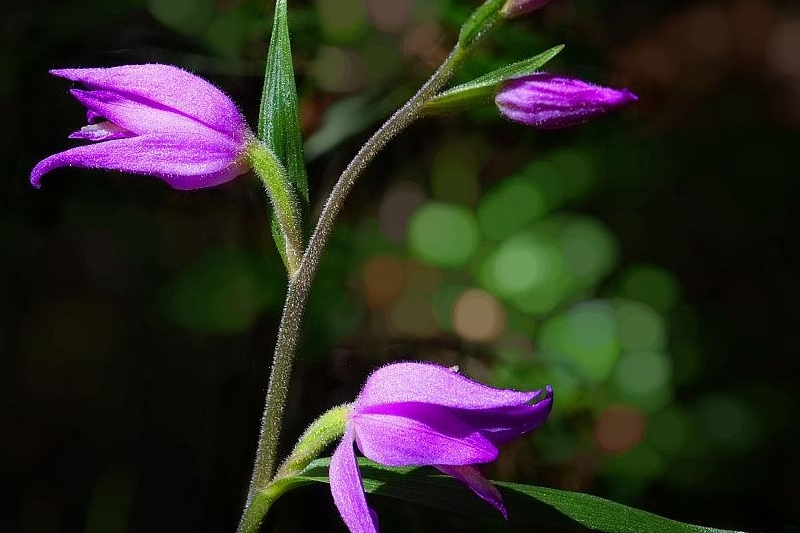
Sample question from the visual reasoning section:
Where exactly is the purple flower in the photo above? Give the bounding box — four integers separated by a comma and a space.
501, 0, 554, 18
495, 73, 638, 129
330, 362, 553, 533
31, 64, 254, 190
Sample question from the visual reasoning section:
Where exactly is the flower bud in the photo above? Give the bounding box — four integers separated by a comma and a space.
495, 72, 638, 129
501, 0, 553, 18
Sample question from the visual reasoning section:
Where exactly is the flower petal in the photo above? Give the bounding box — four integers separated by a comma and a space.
51, 64, 250, 143
352, 402, 498, 466
30, 132, 248, 190
436, 464, 507, 518
356, 362, 539, 411
69, 88, 232, 140
330, 433, 380, 533
458, 385, 553, 445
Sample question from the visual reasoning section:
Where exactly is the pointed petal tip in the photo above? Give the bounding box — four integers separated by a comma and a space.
538, 384, 554, 411
494, 498, 509, 519
617, 88, 639, 105
437, 464, 508, 519
49, 68, 82, 80
30, 161, 48, 188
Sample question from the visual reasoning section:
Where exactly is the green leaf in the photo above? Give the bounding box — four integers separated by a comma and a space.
423, 45, 564, 115
467, 44, 565, 88
459, 0, 506, 46
259, 0, 308, 202
293, 458, 746, 533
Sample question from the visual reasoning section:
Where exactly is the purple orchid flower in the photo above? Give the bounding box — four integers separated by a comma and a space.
31, 64, 254, 190
501, 0, 554, 18
495, 72, 638, 129
330, 362, 553, 533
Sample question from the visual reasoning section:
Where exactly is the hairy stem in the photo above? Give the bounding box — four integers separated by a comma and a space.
248, 142, 303, 277
237, 46, 465, 533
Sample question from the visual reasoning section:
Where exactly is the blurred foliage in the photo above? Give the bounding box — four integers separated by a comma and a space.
3, 1, 800, 533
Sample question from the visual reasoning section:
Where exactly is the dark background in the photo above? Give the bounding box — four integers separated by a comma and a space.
3, 0, 799, 532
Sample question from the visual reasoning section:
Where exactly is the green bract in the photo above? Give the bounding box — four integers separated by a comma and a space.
422, 45, 564, 115
259, 0, 308, 273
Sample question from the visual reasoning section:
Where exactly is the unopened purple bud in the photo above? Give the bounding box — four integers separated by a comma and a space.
495, 73, 638, 129
501, 0, 554, 18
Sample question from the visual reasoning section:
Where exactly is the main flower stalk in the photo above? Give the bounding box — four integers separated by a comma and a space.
236, 45, 466, 533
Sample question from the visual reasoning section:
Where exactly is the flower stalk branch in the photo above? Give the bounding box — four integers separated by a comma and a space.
248, 142, 303, 277
274, 404, 350, 481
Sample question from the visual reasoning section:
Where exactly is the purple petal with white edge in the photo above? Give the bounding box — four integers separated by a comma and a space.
436, 464, 507, 518
330, 433, 379, 533
69, 89, 235, 140
50, 64, 250, 143
30, 132, 248, 190
457, 385, 553, 445
352, 403, 498, 466
495, 73, 638, 129
68, 121, 134, 142
356, 362, 539, 411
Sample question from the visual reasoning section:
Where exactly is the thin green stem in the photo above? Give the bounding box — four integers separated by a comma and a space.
248, 142, 303, 277
273, 404, 350, 481
238, 43, 473, 533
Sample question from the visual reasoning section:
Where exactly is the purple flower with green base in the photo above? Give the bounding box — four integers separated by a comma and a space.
31, 64, 254, 190
495, 72, 638, 129
330, 362, 553, 533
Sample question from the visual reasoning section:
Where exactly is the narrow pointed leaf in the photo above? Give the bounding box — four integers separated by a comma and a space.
293, 458, 746, 533
459, 0, 506, 46
259, 0, 308, 202
423, 45, 564, 115
468, 45, 565, 89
